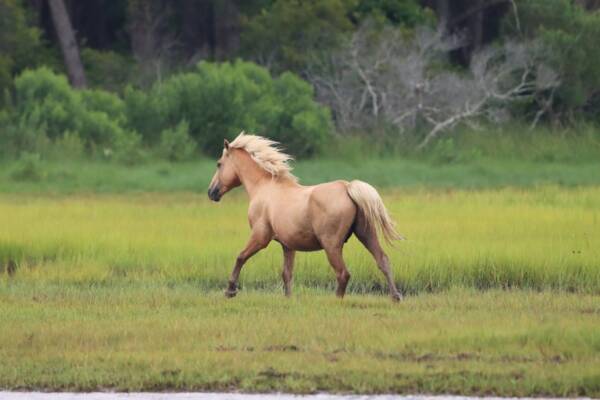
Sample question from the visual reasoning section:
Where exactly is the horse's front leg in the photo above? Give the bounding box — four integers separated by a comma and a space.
225, 226, 270, 298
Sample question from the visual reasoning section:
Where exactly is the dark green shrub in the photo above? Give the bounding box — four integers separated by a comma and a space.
49, 131, 85, 160
110, 129, 145, 165
266, 72, 331, 156
126, 60, 332, 157
10, 63, 331, 160
240, 0, 352, 74
502, 0, 600, 116
351, 0, 433, 26
157, 120, 197, 162
9, 152, 45, 181
123, 85, 163, 144
13, 67, 130, 150
81, 48, 134, 92
0, 0, 52, 107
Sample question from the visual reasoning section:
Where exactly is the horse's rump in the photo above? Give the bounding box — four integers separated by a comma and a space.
346, 180, 404, 245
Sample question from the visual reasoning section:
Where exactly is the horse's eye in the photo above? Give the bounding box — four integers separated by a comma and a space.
217, 162, 221, 168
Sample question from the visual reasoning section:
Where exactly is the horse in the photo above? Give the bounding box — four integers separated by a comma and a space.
208, 132, 404, 301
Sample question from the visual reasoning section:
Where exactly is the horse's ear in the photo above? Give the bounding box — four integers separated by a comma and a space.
224, 139, 230, 150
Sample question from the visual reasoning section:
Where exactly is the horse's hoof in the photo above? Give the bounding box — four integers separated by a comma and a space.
224, 289, 237, 298
391, 293, 403, 302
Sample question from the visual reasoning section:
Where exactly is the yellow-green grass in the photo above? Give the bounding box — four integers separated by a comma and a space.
1, 187, 599, 394
0, 288, 598, 395
1, 186, 599, 293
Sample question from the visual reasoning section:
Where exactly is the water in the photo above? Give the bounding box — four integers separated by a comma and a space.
0, 394, 589, 400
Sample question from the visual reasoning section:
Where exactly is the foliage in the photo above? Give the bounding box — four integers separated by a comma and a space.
126, 60, 331, 157
81, 48, 135, 92
312, 24, 558, 148
49, 131, 85, 160
9, 152, 45, 182
350, 0, 433, 26
239, 0, 434, 74
503, 0, 600, 118
109, 129, 145, 165
240, 0, 354, 74
157, 120, 197, 161
5, 63, 330, 160
12, 67, 138, 158
0, 0, 49, 107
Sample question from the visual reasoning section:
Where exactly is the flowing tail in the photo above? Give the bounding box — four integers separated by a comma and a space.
346, 180, 404, 245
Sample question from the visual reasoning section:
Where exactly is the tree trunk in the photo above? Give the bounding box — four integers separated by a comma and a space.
471, 0, 484, 52
48, 0, 86, 88
214, 0, 240, 60
436, 0, 450, 32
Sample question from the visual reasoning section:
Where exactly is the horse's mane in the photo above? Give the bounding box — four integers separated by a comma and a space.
228, 132, 297, 182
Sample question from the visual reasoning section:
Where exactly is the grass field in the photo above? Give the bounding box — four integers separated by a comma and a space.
0, 288, 598, 395
2, 157, 600, 194
1, 187, 598, 293
1, 186, 599, 395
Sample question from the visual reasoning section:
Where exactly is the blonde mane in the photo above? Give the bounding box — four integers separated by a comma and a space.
228, 132, 297, 181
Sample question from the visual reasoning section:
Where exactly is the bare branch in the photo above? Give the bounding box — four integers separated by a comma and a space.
309, 23, 560, 148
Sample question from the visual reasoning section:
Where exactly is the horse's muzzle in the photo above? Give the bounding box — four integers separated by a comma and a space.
208, 185, 221, 202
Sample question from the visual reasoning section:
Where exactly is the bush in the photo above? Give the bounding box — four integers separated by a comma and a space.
240, 0, 352, 74
502, 0, 600, 117
8, 62, 331, 160
0, 111, 51, 158
49, 131, 85, 160
110, 129, 145, 165
81, 48, 134, 92
126, 60, 332, 157
9, 152, 45, 182
157, 120, 197, 162
0, 0, 52, 107
13, 67, 130, 150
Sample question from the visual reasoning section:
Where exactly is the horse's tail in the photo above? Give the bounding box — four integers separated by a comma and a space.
346, 180, 404, 245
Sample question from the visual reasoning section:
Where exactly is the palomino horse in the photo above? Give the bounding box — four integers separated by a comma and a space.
208, 133, 404, 301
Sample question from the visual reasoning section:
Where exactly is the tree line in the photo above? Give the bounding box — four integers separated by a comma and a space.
1, 0, 600, 161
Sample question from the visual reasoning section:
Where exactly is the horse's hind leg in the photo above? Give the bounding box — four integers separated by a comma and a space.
354, 215, 402, 301
323, 245, 351, 298
281, 245, 295, 297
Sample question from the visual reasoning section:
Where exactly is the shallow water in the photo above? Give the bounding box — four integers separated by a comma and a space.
0, 394, 590, 400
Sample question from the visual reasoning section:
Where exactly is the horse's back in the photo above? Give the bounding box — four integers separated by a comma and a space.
308, 180, 352, 208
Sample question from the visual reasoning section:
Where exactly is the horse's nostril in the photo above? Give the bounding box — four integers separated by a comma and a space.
208, 185, 221, 201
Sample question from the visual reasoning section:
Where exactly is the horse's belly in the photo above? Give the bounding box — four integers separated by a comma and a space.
273, 229, 321, 251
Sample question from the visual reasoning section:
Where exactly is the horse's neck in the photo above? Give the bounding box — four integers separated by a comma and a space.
235, 154, 271, 199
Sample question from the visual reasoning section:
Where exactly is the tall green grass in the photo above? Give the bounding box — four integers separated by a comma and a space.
1, 187, 598, 294
2, 124, 600, 193
2, 157, 600, 194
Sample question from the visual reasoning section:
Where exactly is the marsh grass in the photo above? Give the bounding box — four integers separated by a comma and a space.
0, 287, 598, 395
1, 187, 598, 293
1, 187, 599, 394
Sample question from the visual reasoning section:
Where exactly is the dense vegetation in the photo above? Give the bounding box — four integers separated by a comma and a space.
2, 0, 600, 162
1, 62, 329, 161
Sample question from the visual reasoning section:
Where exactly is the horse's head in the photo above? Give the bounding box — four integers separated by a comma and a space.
208, 139, 241, 202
